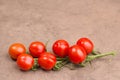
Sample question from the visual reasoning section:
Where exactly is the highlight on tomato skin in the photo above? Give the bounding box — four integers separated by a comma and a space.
8, 43, 26, 60
38, 52, 57, 70
68, 45, 86, 64
52, 40, 69, 58
17, 53, 34, 71
76, 37, 94, 54
29, 41, 46, 58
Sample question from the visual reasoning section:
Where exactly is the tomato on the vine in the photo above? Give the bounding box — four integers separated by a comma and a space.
52, 40, 69, 57
17, 54, 34, 71
68, 45, 86, 64
29, 41, 46, 57
38, 52, 56, 70
9, 43, 26, 60
77, 38, 94, 54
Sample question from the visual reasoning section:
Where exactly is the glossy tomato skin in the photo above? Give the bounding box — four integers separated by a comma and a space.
17, 54, 34, 71
52, 40, 69, 57
68, 45, 86, 64
77, 38, 94, 54
38, 52, 56, 70
29, 41, 45, 57
9, 43, 26, 60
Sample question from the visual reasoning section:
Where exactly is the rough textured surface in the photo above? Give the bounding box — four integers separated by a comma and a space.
0, 0, 120, 80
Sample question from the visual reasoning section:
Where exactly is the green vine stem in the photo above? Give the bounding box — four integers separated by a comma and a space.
85, 51, 115, 62
53, 51, 116, 70
53, 57, 69, 70
91, 50, 101, 55
56, 57, 69, 61
31, 51, 116, 71
53, 60, 69, 71
31, 58, 39, 71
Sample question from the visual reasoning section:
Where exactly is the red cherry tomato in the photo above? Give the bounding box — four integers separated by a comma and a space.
17, 54, 34, 71
38, 52, 56, 70
29, 41, 46, 57
52, 40, 69, 57
77, 38, 94, 54
9, 43, 26, 60
68, 45, 86, 64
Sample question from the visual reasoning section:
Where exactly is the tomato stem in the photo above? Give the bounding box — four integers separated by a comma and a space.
31, 51, 116, 71
53, 51, 116, 70
53, 59, 69, 70
56, 57, 69, 61
91, 50, 101, 55
85, 51, 116, 62
31, 58, 39, 71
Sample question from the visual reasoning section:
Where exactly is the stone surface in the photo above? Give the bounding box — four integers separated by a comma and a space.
0, 0, 120, 80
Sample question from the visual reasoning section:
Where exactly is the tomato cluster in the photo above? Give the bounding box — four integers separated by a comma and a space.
9, 41, 56, 71
8, 37, 114, 71
53, 38, 93, 64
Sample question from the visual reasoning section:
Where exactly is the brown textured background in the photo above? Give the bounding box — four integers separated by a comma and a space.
0, 0, 120, 80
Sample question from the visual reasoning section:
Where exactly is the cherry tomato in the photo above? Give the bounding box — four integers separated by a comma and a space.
9, 43, 26, 60
17, 54, 34, 71
68, 45, 86, 64
77, 38, 94, 54
38, 52, 56, 70
52, 40, 69, 57
29, 41, 46, 57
